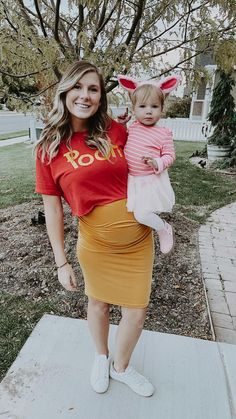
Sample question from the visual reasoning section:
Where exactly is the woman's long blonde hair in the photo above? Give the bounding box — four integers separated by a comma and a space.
35, 61, 112, 162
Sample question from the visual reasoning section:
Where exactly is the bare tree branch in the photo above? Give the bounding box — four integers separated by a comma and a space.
1, 1, 18, 32
67, 13, 80, 33
52, 65, 62, 81
40, 0, 68, 59
136, 0, 212, 52
16, 0, 36, 29
26, 81, 58, 97
107, 1, 123, 48
89, 0, 107, 50
42, 1, 74, 50
125, 0, 146, 46
105, 0, 146, 70
54, 0, 61, 43
22, 0, 73, 49
158, 48, 210, 76
76, 3, 85, 56
183, 0, 193, 43
0, 67, 51, 78
138, 23, 236, 62
15, 0, 46, 56
89, 0, 118, 51
24, 0, 64, 79
106, 47, 209, 93
34, 0, 48, 37
9, 81, 59, 102
136, 1, 172, 40
78, 3, 84, 32
1, 94, 35, 105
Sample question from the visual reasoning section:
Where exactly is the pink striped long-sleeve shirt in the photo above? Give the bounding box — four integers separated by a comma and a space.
124, 121, 175, 176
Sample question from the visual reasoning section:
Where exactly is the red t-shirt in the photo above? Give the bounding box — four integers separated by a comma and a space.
35, 120, 128, 216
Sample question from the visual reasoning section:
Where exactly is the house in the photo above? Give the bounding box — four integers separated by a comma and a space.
189, 51, 236, 121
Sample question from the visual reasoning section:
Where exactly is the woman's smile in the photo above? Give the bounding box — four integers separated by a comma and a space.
74, 102, 91, 110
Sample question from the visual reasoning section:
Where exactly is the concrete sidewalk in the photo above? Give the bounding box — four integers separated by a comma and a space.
0, 136, 30, 147
0, 315, 236, 419
199, 202, 236, 344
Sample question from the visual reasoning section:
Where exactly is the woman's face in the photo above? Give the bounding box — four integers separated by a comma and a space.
66, 71, 101, 130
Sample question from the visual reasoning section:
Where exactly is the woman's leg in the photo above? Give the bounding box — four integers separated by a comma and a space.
88, 297, 111, 394
110, 306, 154, 396
87, 296, 110, 355
113, 307, 147, 371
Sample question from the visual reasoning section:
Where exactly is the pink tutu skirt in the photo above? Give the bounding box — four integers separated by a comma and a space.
127, 171, 175, 214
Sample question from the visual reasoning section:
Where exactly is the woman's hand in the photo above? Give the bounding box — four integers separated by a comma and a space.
117, 107, 131, 126
57, 263, 78, 291
142, 156, 158, 170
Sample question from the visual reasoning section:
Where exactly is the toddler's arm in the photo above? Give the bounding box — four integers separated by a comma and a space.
153, 129, 175, 174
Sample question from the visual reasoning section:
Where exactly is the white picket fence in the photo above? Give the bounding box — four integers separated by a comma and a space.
32, 114, 208, 143
109, 107, 208, 142
161, 118, 207, 142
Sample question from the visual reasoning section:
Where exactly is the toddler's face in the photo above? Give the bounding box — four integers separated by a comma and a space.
133, 97, 162, 126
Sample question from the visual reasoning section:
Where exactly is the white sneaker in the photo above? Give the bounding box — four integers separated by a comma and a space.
90, 354, 110, 393
110, 362, 154, 397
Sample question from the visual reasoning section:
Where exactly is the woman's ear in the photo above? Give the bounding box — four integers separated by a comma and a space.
157, 75, 181, 94
117, 75, 138, 92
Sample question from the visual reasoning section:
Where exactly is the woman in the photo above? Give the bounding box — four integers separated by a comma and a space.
35, 61, 155, 397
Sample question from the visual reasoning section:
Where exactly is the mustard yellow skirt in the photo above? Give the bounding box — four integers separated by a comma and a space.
77, 199, 154, 308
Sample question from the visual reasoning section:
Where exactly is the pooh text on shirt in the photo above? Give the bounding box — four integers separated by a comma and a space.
63, 144, 124, 169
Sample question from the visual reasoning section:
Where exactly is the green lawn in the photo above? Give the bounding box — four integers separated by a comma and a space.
170, 141, 236, 222
0, 142, 37, 208
1, 140, 236, 220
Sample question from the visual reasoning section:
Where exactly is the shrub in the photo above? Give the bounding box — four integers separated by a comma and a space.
207, 71, 236, 147
165, 97, 191, 118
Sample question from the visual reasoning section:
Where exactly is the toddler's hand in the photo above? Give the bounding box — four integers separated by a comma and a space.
57, 263, 78, 292
117, 107, 131, 126
142, 156, 158, 170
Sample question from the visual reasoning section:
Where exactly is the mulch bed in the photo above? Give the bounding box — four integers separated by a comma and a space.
0, 199, 212, 340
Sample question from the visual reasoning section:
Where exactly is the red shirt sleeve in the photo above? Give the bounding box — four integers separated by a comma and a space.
35, 152, 62, 196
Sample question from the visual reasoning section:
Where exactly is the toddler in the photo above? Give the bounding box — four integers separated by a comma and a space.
117, 74, 181, 254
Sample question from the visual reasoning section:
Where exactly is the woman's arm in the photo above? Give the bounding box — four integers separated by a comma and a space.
42, 194, 66, 266
42, 194, 77, 291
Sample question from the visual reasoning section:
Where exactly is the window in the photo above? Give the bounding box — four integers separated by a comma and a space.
197, 78, 206, 100
192, 101, 203, 117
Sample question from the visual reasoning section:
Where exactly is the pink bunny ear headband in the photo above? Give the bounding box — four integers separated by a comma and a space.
117, 74, 181, 94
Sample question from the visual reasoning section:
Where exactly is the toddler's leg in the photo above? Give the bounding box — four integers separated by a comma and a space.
133, 209, 165, 231
134, 209, 174, 255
